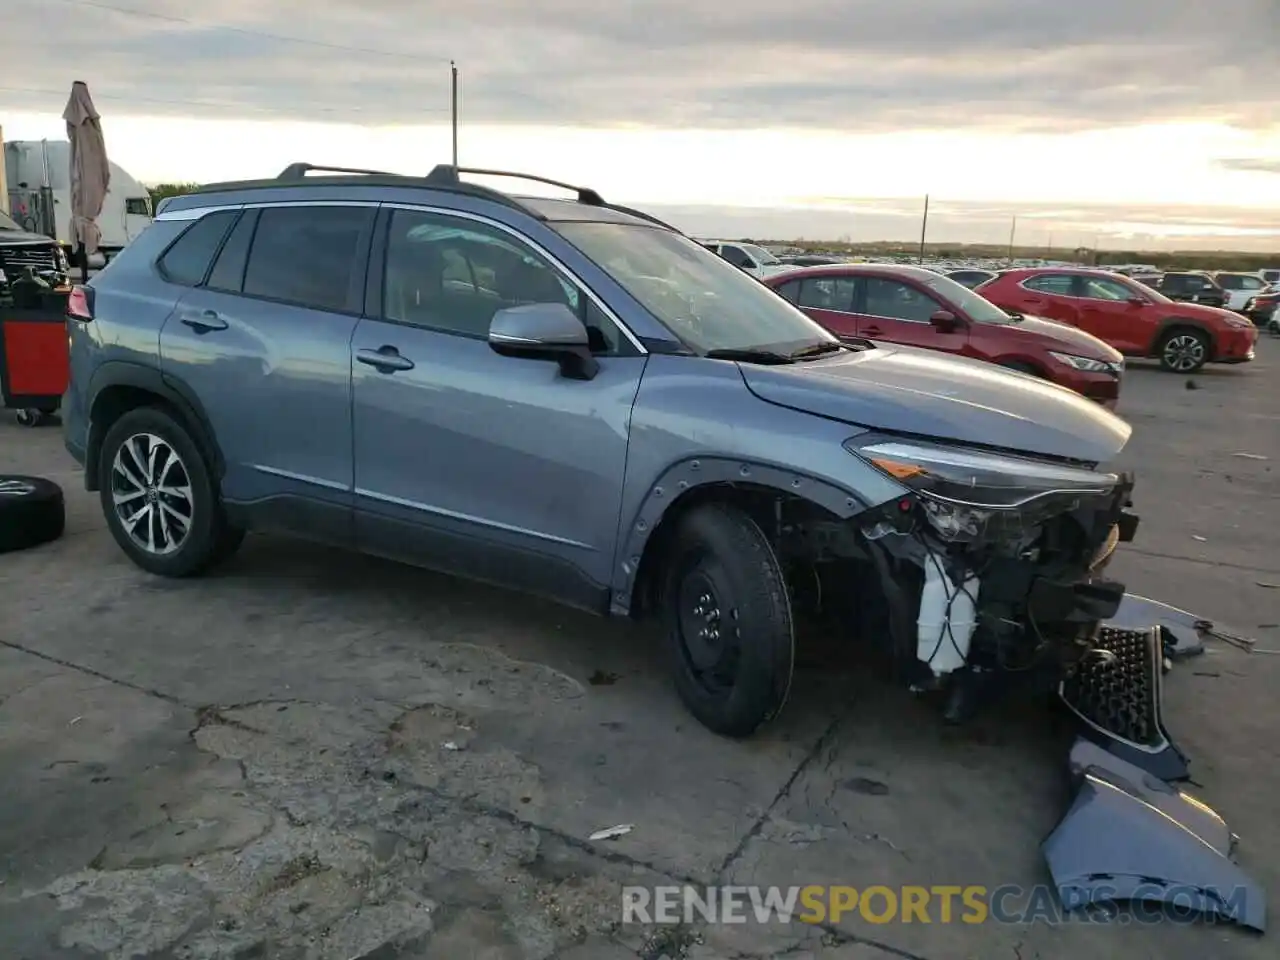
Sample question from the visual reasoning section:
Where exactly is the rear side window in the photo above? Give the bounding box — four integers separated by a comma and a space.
242, 205, 374, 313
797, 276, 857, 312
1023, 274, 1076, 296
125, 197, 152, 216
156, 211, 237, 286
774, 279, 801, 303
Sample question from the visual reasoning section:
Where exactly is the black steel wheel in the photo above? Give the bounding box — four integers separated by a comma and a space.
662, 503, 795, 737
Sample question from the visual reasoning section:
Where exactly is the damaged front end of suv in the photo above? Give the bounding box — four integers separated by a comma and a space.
839, 435, 1139, 719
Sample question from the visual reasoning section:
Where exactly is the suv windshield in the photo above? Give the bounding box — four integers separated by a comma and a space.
0, 210, 23, 231
916, 272, 1018, 324
556, 222, 837, 355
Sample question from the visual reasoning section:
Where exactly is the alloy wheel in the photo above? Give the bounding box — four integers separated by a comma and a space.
0, 479, 37, 496
110, 433, 194, 555
1162, 334, 1205, 372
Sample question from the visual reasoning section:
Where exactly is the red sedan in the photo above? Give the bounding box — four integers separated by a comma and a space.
763, 264, 1126, 407
977, 268, 1258, 373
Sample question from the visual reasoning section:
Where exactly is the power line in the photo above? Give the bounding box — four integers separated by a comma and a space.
41, 0, 451, 64
0, 85, 451, 119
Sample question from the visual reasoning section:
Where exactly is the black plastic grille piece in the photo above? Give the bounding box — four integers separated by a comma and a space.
1060, 627, 1164, 748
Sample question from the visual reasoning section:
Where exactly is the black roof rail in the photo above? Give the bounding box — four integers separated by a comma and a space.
428, 165, 606, 206
427, 165, 682, 232
277, 162, 397, 180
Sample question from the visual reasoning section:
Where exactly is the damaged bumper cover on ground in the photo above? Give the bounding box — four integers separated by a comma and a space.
1045, 737, 1267, 932
1048, 621, 1267, 932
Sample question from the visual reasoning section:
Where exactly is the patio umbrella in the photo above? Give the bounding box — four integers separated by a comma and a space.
62, 80, 111, 282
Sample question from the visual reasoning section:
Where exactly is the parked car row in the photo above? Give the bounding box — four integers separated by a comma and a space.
65, 162, 1141, 737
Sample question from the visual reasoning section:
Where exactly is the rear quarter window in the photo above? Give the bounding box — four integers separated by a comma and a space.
156, 211, 238, 286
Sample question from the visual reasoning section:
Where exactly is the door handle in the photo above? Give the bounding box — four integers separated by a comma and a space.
1023, 296, 1044, 304
862, 326, 883, 337
180, 309, 227, 333
356, 346, 415, 373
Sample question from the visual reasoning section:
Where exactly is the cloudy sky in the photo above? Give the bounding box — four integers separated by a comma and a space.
4, 0, 1280, 249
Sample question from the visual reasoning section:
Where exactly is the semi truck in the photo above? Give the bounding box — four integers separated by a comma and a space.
3, 138, 153, 264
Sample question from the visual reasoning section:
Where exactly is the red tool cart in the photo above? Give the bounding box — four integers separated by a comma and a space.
1, 290, 71, 427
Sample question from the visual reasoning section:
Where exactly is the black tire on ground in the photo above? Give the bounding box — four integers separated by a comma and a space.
997, 360, 1042, 376
0, 475, 66, 553
661, 503, 795, 738
1156, 327, 1210, 373
97, 405, 244, 577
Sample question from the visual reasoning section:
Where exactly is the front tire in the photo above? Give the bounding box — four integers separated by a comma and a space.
661, 503, 795, 737
98, 406, 243, 577
1157, 328, 1209, 373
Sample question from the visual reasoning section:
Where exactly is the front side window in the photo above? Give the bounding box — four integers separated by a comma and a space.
738, 243, 780, 266
382, 209, 623, 353
864, 278, 943, 323
1080, 276, 1137, 301
719, 245, 755, 269
914, 272, 1015, 324
554, 221, 836, 355
242, 205, 372, 312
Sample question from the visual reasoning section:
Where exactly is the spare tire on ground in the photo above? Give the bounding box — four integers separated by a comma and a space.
0, 475, 66, 553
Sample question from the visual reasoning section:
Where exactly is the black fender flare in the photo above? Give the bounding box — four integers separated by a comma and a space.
1150, 317, 1216, 357
85, 361, 224, 490
609, 456, 867, 616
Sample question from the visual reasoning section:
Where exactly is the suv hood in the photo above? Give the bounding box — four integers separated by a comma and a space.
0, 229, 58, 246
739, 344, 1131, 464
1007, 314, 1123, 363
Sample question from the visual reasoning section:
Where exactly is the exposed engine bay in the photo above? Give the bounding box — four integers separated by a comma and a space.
775, 435, 1140, 721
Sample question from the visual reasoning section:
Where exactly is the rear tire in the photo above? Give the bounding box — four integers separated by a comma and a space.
1157, 328, 1209, 373
98, 406, 243, 577
661, 503, 795, 737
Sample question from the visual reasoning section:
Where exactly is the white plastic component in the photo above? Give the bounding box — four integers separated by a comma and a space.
916, 552, 980, 677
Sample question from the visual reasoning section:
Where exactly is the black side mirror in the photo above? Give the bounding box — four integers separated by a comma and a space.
488, 302, 599, 380
929, 309, 960, 332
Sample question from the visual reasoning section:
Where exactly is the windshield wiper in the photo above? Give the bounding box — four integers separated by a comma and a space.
705, 348, 795, 364
788, 341, 846, 359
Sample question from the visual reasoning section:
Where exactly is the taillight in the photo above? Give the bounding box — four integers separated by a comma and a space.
67, 284, 94, 322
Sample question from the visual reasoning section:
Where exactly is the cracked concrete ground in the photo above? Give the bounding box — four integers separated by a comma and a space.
1, 340, 1278, 959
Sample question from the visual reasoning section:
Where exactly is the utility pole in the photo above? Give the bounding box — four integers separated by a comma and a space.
918, 194, 929, 264
451, 61, 459, 167
1006, 215, 1017, 266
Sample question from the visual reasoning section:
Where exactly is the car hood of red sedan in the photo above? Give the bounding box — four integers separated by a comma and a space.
1005, 314, 1123, 362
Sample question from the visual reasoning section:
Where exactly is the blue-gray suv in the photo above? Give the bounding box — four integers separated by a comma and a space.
63, 164, 1140, 737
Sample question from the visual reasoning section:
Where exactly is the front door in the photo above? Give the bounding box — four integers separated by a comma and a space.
855, 276, 968, 354
350, 206, 647, 611
158, 203, 375, 540
1069, 274, 1148, 354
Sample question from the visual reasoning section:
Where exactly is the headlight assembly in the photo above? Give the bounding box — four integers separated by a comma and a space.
846, 437, 1119, 542
1049, 351, 1120, 374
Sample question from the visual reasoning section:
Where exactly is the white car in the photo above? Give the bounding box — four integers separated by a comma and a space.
700, 240, 795, 278
1213, 272, 1271, 311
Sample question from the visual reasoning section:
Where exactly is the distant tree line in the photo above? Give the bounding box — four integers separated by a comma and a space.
760, 238, 1280, 272
146, 183, 202, 208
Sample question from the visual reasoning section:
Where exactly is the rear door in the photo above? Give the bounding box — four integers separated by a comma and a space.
349, 205, 646, 611
159, 202, 375, 541
776, 274, 861, 338
856, 276, 967, 353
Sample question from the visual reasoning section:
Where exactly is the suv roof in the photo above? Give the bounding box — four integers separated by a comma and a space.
161, 162, 681, 232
